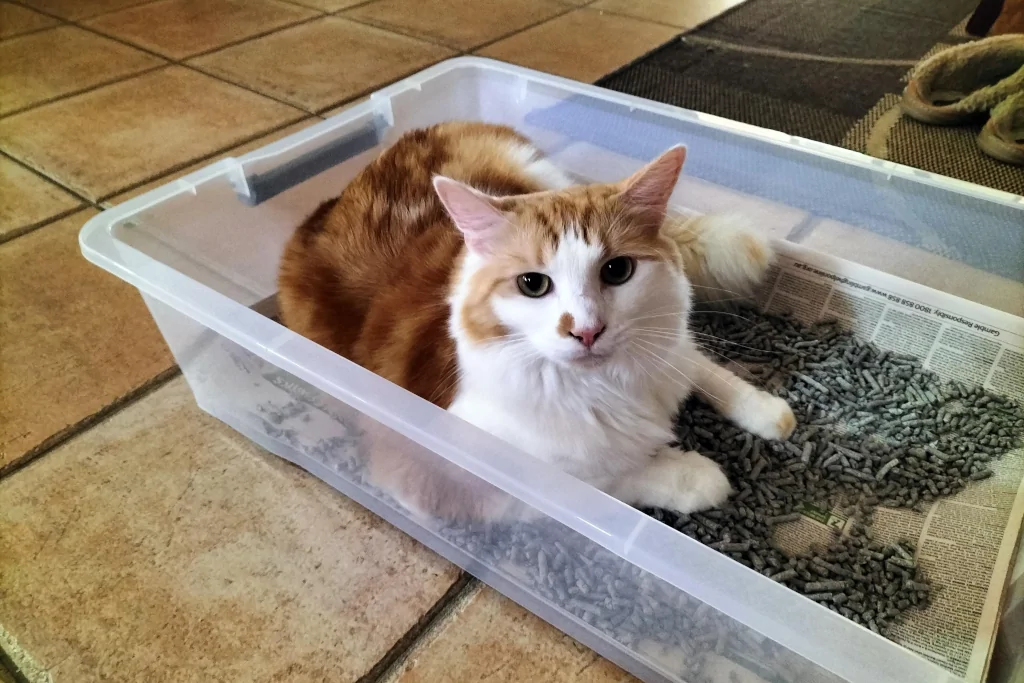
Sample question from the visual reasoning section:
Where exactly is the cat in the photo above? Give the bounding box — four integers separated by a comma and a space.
278, 121, 795, 523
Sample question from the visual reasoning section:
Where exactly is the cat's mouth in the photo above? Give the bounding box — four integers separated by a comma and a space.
568, 348, 613, 368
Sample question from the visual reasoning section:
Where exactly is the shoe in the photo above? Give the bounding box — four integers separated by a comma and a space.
977, 91, 1024, 165
902, 34, 1024, 125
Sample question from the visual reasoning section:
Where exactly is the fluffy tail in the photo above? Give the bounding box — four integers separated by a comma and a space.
663, 213, 775, 302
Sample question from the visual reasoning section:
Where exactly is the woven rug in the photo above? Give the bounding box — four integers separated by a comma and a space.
598, 0, 1024, 196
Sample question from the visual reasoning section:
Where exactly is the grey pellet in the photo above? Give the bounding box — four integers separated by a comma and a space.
402, 306, 1019, 669
771, 569, 798, 582
767, 513, 802, 525
875, 459, 900, 481
804, 580, 850, 593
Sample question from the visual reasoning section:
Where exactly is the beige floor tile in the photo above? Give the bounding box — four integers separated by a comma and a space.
0, 210, 174, 472
319, 94, 370, 118
0, 378, 461, 683
283, 0, 365, 9
344, 0, 566, 50
477, 9, 678, 82
798, 221, 1024, 318
591, 0, 745, 28
0, 66, 303, 201
85, 0, 317, 59
0, 156, 82, 242
14, 0, 156, 20
190, 17, 452, 113
388, 585, 637, 683
107, 118, 316, 205
0, 25, 163, 116
0, 2, 61, 39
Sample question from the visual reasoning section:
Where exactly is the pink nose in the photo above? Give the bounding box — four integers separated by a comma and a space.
571, 324, 606, 348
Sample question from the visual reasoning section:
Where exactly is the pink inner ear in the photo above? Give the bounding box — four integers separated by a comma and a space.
620, 146, 686, 224
433, 176, 506, 255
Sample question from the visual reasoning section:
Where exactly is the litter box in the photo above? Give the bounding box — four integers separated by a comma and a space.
79, 58, 1024, 683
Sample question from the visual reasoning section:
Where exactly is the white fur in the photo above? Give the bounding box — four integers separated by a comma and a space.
436, 146, 794, 520
446, 224, 793, 519
683, 213, 774, 296
505, 142, 576, 190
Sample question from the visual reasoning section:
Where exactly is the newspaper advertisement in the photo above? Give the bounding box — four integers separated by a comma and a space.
762, 242, 1024, 683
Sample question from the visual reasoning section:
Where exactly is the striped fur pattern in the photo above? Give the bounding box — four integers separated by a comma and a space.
278, 122, 795, 522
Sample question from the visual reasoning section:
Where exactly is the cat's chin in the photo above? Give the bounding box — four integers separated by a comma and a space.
562, 350, 614, 369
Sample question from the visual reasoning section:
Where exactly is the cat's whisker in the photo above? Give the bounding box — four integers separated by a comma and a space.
635, 335, 744, 393
677, 351, 745, 391
618, 305, 684, 323
631, 338, 728, 403
632, 344, 728, 406
691, 345, 766, 388
691, 310, 756, 323
688, 332, 777, 354
624, 312, 687, 324
689, 296, 750, 305
689, 284, 744, 296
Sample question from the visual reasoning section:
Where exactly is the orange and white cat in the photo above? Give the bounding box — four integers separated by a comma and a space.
279, 122, 795, 522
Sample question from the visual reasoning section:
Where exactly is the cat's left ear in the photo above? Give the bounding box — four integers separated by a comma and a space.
618, 145, 686, 227
433, 176, 507, 256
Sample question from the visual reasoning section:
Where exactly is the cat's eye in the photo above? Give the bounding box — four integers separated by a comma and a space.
601, 256, 635, 286
517, 272, 552, 298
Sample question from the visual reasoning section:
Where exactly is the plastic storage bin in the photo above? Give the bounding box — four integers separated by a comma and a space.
80, 57, 1023, 683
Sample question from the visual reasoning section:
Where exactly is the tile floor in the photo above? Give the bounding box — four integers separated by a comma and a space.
0, 0, 743, 680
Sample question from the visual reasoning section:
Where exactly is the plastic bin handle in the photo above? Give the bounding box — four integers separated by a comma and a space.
238, 115, 388, 206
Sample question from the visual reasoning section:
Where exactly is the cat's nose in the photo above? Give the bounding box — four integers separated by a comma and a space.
570, 323, 606, 348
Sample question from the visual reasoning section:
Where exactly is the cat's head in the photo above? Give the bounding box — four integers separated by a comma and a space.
436, 146, 690, 369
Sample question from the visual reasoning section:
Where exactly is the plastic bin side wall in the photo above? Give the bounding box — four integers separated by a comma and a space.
139, 292, 878, 683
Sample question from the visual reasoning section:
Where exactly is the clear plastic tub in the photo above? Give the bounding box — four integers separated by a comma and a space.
80, 57, 1023, 683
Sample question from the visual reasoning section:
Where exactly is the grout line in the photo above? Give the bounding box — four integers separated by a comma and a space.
6, 0, 162, 22
1, 157, 103, 207
356, 575, 480, 683
327, 0, 386, 11
0, 62, 168, 120
584, 6, 697, 31
183, 62, 318, 112
586, 0, 758, 34
172, 14, 325, 60
0, 22, 67, 43
0, 204, 85, 245
307, 53, 461, 114
337, 13, 468, 51
96, 113, 316, 206
0, 152, 95, 245
0, 367, 181, 481
468, 3, 581, 52
341, 2, 582, 54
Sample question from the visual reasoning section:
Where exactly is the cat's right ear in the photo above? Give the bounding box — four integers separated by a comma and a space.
433, 176, 506, 256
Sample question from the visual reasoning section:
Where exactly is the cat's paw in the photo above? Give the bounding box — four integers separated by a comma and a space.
661, 449, 733, 515
735, 391, 796, 441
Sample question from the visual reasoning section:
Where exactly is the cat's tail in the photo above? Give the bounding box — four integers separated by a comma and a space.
663, 213, 775, 303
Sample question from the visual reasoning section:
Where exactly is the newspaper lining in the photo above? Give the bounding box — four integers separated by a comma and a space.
764, 243, 1024, 683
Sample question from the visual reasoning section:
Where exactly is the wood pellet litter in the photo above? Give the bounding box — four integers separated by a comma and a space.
676, 308, 1021, 633
426, 307, 1023, 683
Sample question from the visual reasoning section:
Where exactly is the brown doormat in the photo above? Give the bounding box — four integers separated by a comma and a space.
597, 0, 1024, 197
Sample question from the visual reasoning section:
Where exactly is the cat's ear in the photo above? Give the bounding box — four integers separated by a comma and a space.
433, 176, 507, 256
618, 145, 686, 227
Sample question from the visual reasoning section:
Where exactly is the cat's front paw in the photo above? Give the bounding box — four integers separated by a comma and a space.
662, 449, 733, 514
735, 391, 796, 441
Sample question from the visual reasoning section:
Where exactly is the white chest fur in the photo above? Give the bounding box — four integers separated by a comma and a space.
448, 343, 696, 492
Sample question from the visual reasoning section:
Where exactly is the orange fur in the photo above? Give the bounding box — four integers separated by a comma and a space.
278, 125, 728, 522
